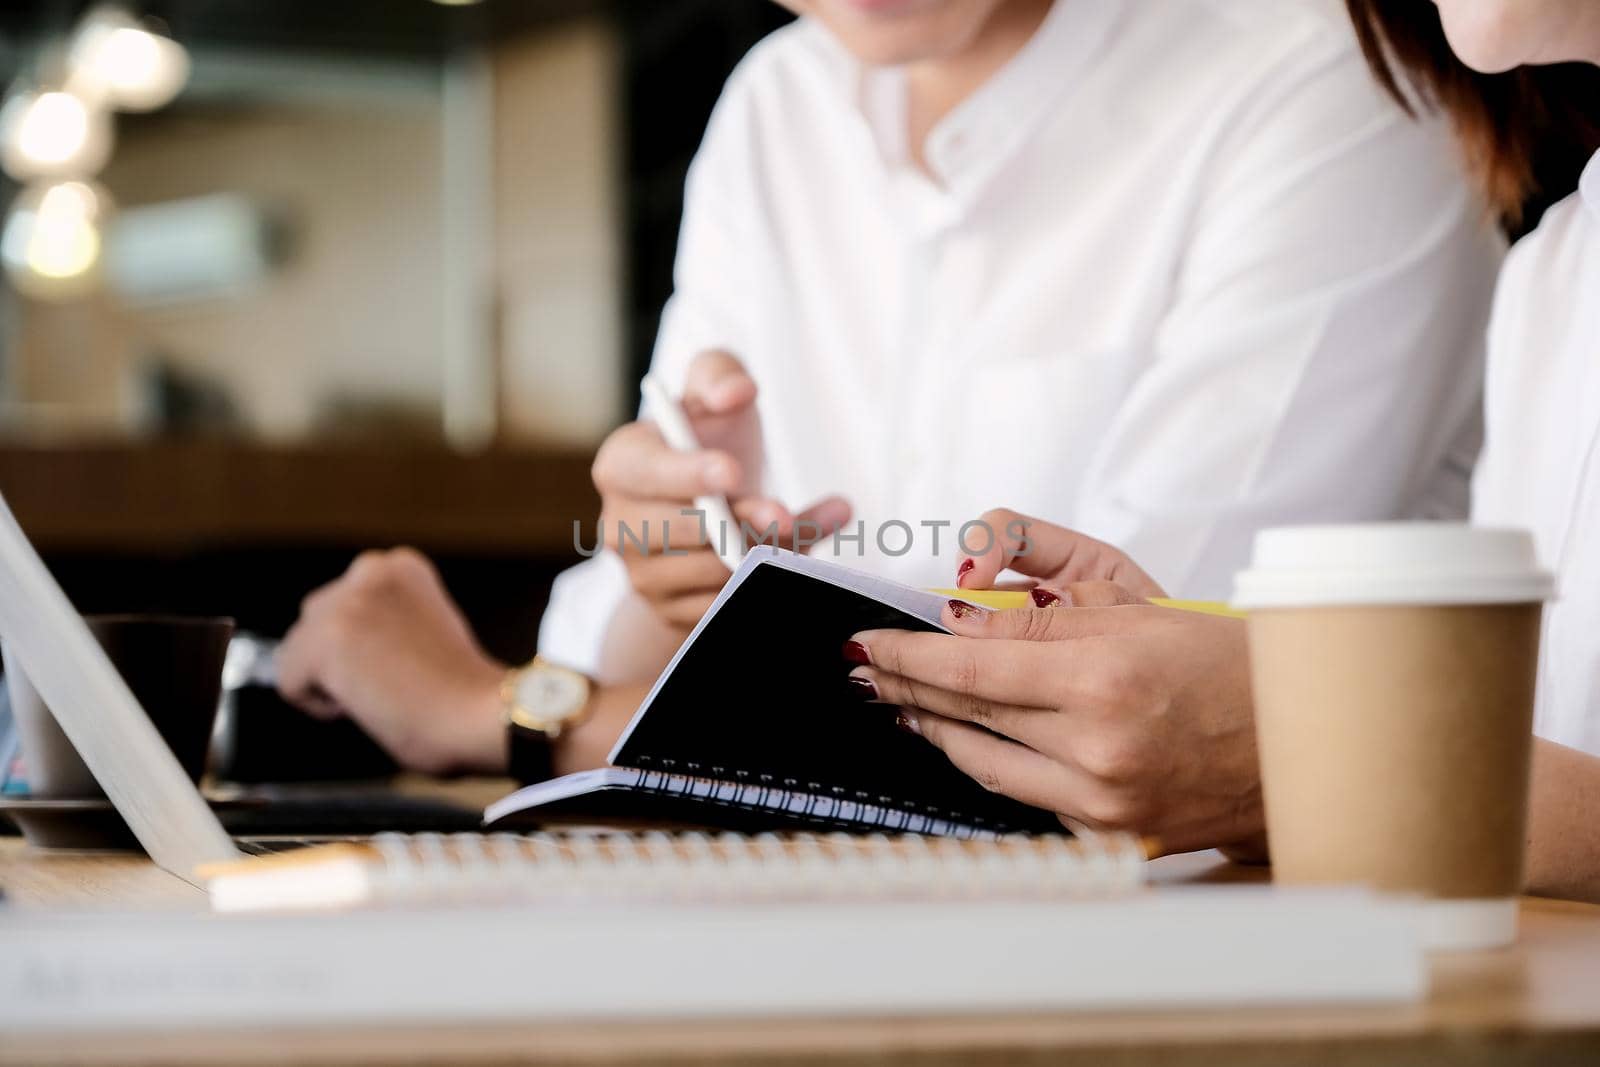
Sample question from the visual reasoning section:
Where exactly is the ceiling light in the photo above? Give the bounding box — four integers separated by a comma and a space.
0, 88, 113, 181
1, 180, 112, 299
68, 6, 190, 112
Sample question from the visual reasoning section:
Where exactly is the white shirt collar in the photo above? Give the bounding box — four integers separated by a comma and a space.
852, 0, 1122, 195
1581, 148, 1600, 226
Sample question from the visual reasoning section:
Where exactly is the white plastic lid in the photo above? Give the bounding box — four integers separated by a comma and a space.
1232, 523, 1555, 609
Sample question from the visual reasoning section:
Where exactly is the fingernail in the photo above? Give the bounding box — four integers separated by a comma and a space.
948, 599, 987, 621
955, 558, 975, 586
847, 676, 878, 701
1031, 588, 1062, 608
895, 710, 922, 736
842, 640, 871, 666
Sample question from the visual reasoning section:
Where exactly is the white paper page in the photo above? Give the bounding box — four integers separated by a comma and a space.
484, 767, 634, 824
0, 492, 237, 878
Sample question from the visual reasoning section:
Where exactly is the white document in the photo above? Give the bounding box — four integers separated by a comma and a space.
2, 887, 1425, 1030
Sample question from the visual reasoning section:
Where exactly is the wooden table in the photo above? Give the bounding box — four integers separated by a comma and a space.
2, 839, 1598, 1066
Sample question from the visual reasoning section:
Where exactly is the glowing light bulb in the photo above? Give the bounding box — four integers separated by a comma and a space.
68, 8, 190, 112
1, 180, 111, 299
0, 88, 113, 180
19, 93, 88, 165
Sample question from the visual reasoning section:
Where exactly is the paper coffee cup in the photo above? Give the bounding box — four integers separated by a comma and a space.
1233, 524, 1554, 951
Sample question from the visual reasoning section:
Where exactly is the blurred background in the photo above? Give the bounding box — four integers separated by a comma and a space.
0, 0, 790, 776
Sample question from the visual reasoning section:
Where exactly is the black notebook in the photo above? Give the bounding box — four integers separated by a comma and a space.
485, 549, 1062, 838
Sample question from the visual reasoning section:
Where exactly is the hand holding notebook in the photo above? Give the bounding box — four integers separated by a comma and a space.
489, 549, 1066, 836
488, 546, 1242, 837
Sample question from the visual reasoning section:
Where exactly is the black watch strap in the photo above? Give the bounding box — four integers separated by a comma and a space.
506, 720, 556, 785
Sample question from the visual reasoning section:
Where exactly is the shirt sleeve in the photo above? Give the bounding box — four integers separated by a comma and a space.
1072, 43, 1504, 600
537, 57, 765, 682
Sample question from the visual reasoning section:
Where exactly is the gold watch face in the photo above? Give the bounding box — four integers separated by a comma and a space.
509, 660, 590, 735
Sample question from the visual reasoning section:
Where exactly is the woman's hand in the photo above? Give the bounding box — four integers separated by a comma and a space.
846, 597, 1263, 856
954, 507, 1167, 601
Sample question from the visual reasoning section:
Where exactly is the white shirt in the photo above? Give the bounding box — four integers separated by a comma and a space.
542, 0, 1503, 682
1473, 151, 1600, 757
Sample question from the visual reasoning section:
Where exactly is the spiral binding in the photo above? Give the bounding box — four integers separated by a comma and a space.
368, 831, 1147, 907
627, 763, 1014, 838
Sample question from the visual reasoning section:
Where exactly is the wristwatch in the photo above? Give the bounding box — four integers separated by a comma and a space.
502, 656, 594, 784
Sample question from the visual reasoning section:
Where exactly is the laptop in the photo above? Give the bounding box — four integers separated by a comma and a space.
0, 490, 479, 882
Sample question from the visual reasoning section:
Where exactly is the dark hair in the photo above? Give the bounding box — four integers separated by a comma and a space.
1346, 0, 1600, 227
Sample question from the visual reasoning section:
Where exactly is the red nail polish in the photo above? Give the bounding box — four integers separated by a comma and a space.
895, 711, 922, 736
956, 558, 975, 586
1031, 588, 1061, 608
948, 599, 983, 620
842, 640, 871, 666
848, 676, 878, 701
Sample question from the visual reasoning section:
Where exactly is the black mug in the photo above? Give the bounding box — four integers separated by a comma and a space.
4, 614, 235, 796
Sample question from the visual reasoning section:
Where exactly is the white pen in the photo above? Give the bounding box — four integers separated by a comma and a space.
640, 374, 747, 573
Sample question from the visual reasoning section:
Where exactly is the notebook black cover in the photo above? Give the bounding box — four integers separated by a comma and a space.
493, 557, 1063, 835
